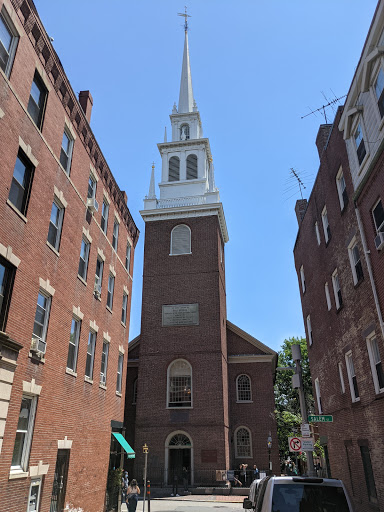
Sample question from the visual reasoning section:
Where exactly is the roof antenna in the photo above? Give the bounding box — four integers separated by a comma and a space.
301, 94, 347, 123
289, 168, 306, 200
178, 6, 191, 31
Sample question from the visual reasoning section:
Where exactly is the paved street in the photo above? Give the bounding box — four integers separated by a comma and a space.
122, 496, 244, 512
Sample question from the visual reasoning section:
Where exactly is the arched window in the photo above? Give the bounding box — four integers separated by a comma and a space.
235, 427, 252, 458
180, 124, 190, 140
169, 433, 192, 446
186, 154, 198, 180
169, 156, 180, 181
171, 225, 191, 255
236, 374, 252, 402
167, 359, 192, 408
133, 378, 138, 404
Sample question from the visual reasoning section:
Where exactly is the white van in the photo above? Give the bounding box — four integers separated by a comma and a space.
243, 476, 353, 512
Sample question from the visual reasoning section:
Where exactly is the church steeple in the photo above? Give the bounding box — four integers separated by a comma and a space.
178, 30, 194, 114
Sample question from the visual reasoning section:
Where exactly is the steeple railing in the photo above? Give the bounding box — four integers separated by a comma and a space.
157, 196, 207, 209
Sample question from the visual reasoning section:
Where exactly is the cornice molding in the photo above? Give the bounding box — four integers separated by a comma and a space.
228, 354, 275, 363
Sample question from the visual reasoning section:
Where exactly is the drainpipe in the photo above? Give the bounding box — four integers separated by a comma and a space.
355, 204, 384, 339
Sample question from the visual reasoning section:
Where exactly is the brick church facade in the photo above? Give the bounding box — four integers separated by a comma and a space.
124, 24, 278, 485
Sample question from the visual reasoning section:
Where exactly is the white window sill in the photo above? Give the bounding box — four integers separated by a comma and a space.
352, 397, 360, 403
357, 151, 370, 176
236, 400, 253, 404
29, 352, 45, 364
77, 275, 87, 286
46, 241, 60, 257
106, 306, 113, 314
169, 252, 192, 256
121, 321, 126, 328
116, 391, 122, 397
66, 368, 77, 377
84, 376, 93, 384
167, 406, 193, 410
99, 383, 107, 390
94, 294, 101, 302
6, 199, 27, 223
9, 470, 28, 479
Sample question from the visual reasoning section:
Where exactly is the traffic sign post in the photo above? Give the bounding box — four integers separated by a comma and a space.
288, 437, 302, 452
308, 415, 333, 423
301, 423, 310, 437
288, 436, 315, 452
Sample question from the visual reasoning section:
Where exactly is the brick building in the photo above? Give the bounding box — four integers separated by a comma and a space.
124, 25, 278, 487
294, 3, 384, 508
0, 0, 138, 510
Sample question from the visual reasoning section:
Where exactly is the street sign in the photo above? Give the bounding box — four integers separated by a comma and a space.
288, 436, 315, 452
308, 415, 333, 423
301, 423, 311, 437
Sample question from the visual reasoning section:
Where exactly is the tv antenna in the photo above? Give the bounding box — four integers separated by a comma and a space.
301, 93, 346, 123
288, 168, 306, 200
178, 6, 191, 31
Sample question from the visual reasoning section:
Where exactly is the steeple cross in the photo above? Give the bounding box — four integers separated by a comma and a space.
178, 6, 191, 32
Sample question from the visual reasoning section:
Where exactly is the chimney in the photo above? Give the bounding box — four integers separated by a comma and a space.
315, 124, 332, 159
295, 199, 308, 225
79, 90, 93, 124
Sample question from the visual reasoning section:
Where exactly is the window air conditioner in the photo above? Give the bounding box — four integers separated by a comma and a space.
31, 336, 47, 355
86, 197, 99, 213
94, 276, 101, 297
375, 231, 384, 251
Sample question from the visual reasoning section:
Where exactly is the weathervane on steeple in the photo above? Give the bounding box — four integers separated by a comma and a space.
178, 6, 191, 32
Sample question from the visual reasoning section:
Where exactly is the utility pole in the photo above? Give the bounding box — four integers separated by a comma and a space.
143, 444, 149, 512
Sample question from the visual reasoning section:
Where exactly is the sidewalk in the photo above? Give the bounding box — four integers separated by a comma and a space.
121, 494, 245, 510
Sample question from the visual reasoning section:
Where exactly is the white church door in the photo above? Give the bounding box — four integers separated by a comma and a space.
165, 431, 193, 486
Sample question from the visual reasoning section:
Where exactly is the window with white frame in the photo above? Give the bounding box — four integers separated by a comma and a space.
180, 124, 190, 140
314, 377, 323, 414
348, 239, 364, 285
9, 150, 35, 216
107, 274, 115, 310
315, 222, 321, 245
325, 282, 332, 310
167, 359, 192, 408
87, 174, 97, 199
372, 199, 384, 234
85, 330, 96, 379
375, 67, 384, 118
100, 341, 109, 385
338, 362, 345, 394
169, 156, 180, 181
332, 269, 343, 310
121, 293, 128, 325
300, 265, 306, 293
78, 238, 90, 281
0, 7, 18, 77
28, 478, 42, 512
186, 154, 198, 179
95, 257, 103, 296
345, 351, 360, 402
32, 291, 51, 353
27, 71, 48, 130
125, 241, 131, 272
321, 206, 331, 243
170, 224, 191, 255
306, 315, 313, 345
47, 198, 64, 251
354, 122, 367, 166
66, 318, 81, 372
101, 199, 109, 234
0, 256, 16, 332
11, 395, 37, 471
235, 427, 252, 458
112, 219, 119, 251
60, 127, 74, 174
336, 167, 348, 211
236, 374, 252, 402
367, 334, 384, 394
116, 353, 124, 393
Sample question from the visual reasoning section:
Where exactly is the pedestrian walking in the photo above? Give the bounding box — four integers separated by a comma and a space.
171, 471, 179, 496
253, 464, 260, 480
182, 466, 189, 492
126, 479, 140, 512
122, 471, 129, 504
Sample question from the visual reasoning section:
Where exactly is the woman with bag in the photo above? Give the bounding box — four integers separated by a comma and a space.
126, 479, 140, 512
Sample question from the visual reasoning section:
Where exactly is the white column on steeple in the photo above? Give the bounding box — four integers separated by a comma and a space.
178, 30, 194, 114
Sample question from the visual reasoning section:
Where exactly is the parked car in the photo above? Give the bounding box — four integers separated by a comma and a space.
243, 476, 353, 512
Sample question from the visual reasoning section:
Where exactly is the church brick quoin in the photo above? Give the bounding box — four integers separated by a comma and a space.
294, 107, 384, 512
0, 0, 137, 509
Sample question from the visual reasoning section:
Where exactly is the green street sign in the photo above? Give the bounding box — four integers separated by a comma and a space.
308, 415, 333, 423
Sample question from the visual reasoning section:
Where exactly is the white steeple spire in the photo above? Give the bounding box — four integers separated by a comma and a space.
178, 29, 194, 113
147, 163, 156, 199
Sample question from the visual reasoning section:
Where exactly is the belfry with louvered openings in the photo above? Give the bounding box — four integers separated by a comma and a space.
124, 21, 279, 488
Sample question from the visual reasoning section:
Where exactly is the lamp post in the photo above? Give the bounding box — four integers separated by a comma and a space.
143, 444, 149, 512
267, 431, 272, 475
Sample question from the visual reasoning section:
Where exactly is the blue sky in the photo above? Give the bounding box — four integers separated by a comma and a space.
35, 0, 377, 352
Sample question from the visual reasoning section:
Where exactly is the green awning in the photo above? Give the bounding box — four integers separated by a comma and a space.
112, 433, 135, 459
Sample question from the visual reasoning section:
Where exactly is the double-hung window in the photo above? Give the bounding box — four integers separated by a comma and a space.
125, 242, 131, 272
112, 220, 119, 251
32, 292, 51, 354
101, 199, 109, 234
9, 151, 34, 216
0, 256, 16, 332
116, 353, 124, 393
338, 362, 345, 394
321, 206, 331, 243
354, 123, 367, 166
375, 67, 384, 118
325, 282, 332, 310
47, 198, 64, 251
11, 395, 37, 471
100, 341, 109, 386
87, 174, 96, 199
78, 238, 90, 281
0, 7, 19, 77
121, 293, 128, 325
300, 266, 306, 293
67, 318, 81, 372
367, 334, 384, 394
306, 315, 313, 345
60, 127, 74, 174
95, 257, 103, 296
27, 71, 47, 129
336, 167, 348, 211
360, 445, 378, 503
346, 351, 359, 402
348, 240, 364, 285
332, 269, 343, 310
315, 221, 321, 245
85, 330, 96, 380
28, 478, 42, 512
314, 378, 323, 414
107, 274, 115, 310
372, 200, 384, 234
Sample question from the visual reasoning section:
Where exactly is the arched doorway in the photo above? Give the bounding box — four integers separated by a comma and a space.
165, 431, 193, 486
